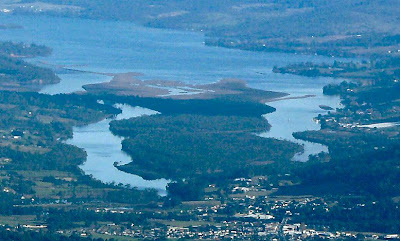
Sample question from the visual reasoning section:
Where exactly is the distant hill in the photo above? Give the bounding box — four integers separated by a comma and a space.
7, 0, 400, 56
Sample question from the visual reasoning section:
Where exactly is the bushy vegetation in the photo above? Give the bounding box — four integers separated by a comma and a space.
110, 114, 271, 137
0, 91, 161, 240
0, 91, 120, 146
0, 41, 52, 57
0, 226, 103, 241
100, 94, 276, 117
0, 54, 59, 85
293, 130, 400, 197
25, 0, 400, 57
273, 56, 400, 234
112, 114, 301, 183
274, 58, 400, 86
290, 196, 400, 234
0, 41, 58, 87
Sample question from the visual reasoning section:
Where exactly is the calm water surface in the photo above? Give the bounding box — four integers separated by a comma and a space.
66, 105, 169, 195
0, 14, 347, 191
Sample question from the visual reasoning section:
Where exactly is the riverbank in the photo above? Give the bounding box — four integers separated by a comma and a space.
5, 1, 400, 59
68, 104, 169, 194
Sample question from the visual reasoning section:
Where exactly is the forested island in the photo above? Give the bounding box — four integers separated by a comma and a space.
99, 89, 299, 201
111, 114, 300, 199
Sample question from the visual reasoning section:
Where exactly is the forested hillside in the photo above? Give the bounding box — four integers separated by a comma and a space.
0, 41, 59, 89
10, 0, 400, 57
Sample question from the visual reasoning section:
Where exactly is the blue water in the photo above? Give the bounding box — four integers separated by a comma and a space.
0, 15, 344, 91
68, 105, 169, 195
0, 14, 347, 190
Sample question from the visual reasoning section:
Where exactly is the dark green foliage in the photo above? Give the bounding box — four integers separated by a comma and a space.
0, 226, 103, 241
0, 142, 85, 171
0, 41, 56, 85
98, 94, 276, 117
272, 55, 400, 233
356, 83, 400, 104
275, 58, 400, 88
290, 197, 400, 234
293, 130, 400, 198
167, 179, 205, 201
0, 91, 120, 123
0, 54, 59, 84
113, 114, 301, 181
0, 91, 120, 159
110, 114, 271, 137
0, 191, 18, 215
46, 208, 147, 231
0, 41, 52, 57
32, 0, 400, 57
6, 0, 398, 64
323, 82, 358, 96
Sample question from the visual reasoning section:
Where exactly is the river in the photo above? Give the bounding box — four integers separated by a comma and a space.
0, 14, 347, 191
66, 104, 169, 195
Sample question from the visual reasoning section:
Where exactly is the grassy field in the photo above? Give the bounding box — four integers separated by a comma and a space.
152, 219, 218, 228
89, 233, 140, 241
0, 215, 40, 226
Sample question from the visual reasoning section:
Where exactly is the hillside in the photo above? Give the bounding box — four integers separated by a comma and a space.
0, 41, 59, 90
6, 0, 400, 57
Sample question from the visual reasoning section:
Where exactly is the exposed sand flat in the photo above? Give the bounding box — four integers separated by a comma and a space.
267, 94, 316, 102
357, 122, 400, 129
0, 1, 82, 12
83, 73, 287, 103
37, 65, 286, 102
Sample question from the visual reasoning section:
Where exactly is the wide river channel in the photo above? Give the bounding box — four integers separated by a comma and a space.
0, 14, 347, 194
